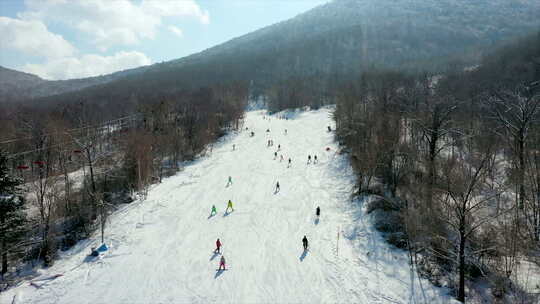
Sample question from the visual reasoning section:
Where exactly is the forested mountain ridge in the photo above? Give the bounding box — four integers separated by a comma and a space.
119, 0, 540, 92
181, 0, 540, 70
0, 66, 46, 101
3, 0, 539, 104
0, 65, 150, 103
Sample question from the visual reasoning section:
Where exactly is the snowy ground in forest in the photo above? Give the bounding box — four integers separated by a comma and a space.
515, 259, 540, 295
2, 108, 458, 304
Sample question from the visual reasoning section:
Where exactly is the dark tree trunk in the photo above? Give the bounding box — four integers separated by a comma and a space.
518, 134, 525, 209
1, 252, 7, 276
458, 228, 466, 303
1, 219, 6, 276
427, 120, 439, 213
86, 148, 97, 219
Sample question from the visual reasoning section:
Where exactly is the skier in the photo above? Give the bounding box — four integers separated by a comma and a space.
215, 238, 222, 253
288, 158, 292, 168
226, 176, 232, 187
267, 140, 271, 147
302, 236, 309, 251
232, 144, 235, 151
275, 181, 280, 193
316, 206, 320, 218
266, 128, 270, 133
210, 205, 217, 216
314, 155, 318, 164
284, 129, 287, 135
226, 200, 234, 213
274, 151, 278, 159
278, 144, 281, 151
280, 155, 284, 162
251, 131, 255, 137
219, 255, 226, 271
327, 126, 332, 132
307, 155, 312, 164
90, 247, 99, 257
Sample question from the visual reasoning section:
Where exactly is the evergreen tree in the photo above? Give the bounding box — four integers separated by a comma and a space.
0, 150, 27, 278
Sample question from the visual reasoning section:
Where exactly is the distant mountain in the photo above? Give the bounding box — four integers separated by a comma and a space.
0, 65, 150, 103
169, 0, 540, 82
5, 0, 540, 103
0, 67, 46, 101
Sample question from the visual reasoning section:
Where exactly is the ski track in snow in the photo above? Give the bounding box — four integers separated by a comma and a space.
2, 108, 458, 304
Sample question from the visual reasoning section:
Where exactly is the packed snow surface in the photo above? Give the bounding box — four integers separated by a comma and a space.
3, 109, 458, 304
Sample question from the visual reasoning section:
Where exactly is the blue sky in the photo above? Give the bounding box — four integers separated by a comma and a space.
0, 0, 328, 80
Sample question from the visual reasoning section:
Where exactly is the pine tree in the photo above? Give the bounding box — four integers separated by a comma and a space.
0, 150, 27, 278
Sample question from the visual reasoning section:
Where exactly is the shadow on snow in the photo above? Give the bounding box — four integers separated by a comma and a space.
299, 250, 308, 262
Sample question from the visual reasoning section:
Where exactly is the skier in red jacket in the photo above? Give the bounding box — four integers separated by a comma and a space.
215, 238, 222, 253
219, 256, 226, 270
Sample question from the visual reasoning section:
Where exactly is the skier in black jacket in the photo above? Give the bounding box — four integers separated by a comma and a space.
302, 236, 309, 251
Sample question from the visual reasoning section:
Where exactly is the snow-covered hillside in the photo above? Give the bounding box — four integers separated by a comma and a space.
2, 108, 458, 304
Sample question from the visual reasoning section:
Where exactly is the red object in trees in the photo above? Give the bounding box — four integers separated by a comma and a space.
17, 165, 29, 170
34, 161, 45, 166
73, 150, 82, 153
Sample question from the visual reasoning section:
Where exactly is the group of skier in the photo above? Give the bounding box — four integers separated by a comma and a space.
266, 124, 324, 252
209, 116, 328, 272
210, 199, 234, 217
307, 155, 318, 164
215, 239, 226, 271
267, 129, 293, 167
268, 138, 318, 168
302, 207, 321, 251
211, 199, 233, 270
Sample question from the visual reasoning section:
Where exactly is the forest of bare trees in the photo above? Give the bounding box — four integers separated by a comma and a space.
0, 82, 247, 289
331, 33, 540, 302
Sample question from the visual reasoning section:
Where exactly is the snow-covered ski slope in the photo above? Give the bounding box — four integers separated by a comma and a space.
3, 108, 458, 304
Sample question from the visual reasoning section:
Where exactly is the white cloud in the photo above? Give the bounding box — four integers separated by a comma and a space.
0, 16, 75, 58
20, 0, 209, 50
21, 51, 152, 80
168, 25, 184, 38
141, 0, 210, 24
2, 0, 209, 80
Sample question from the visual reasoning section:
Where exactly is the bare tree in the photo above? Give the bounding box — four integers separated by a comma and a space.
434, 148, 503, 302
412, 90, 458, 214
71, 125, 107, 220
486, 85, 540, 211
